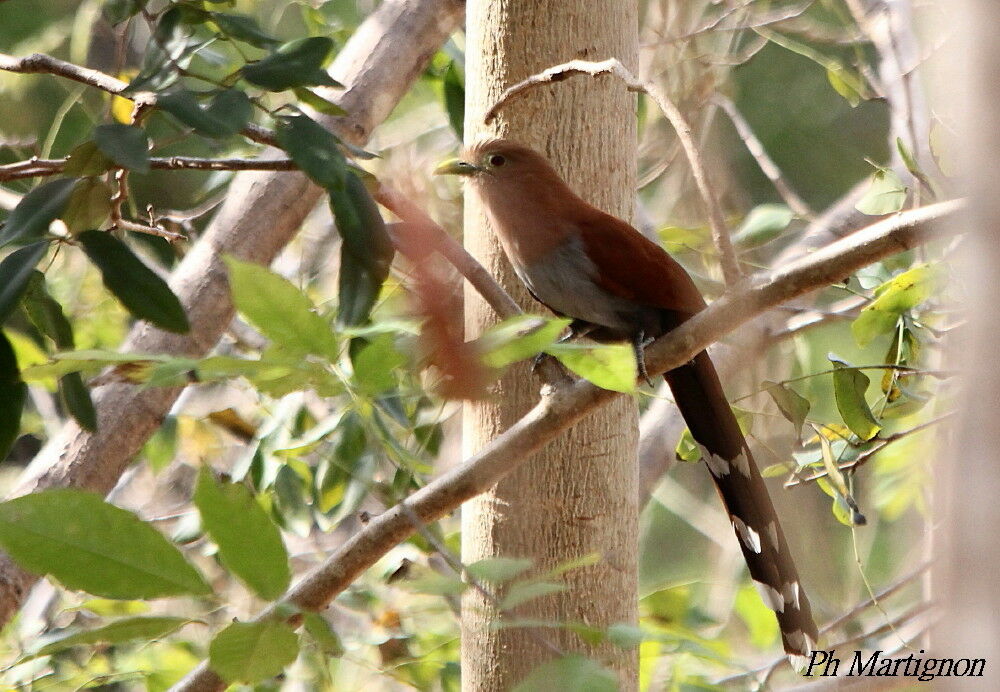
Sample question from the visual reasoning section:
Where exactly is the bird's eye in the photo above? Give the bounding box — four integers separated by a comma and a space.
488, 154, 506, 167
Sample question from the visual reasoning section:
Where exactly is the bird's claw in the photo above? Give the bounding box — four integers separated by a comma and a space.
633, 332, 656, 387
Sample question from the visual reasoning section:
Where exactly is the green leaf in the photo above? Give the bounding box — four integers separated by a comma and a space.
64, 141, 113, 176
125, 7, 193, 93
158, 89, 252, 139
500, 581, 566, 610
826, 66, 862, 107
209, 620, 299, 683
302, 612, 344, 657
329, 172, 394, 327
763, 380, 810, 436
241, 37, 341, 91
477, 315, 569, 369
223, 256, 339, 358
829, 356, 882, 441
812, 424, 867, 527
292, 87, 348, 116
60, 372, 97, 431
548, 342, 636, 393
513, 654, 617, 692
0, 331, 26, 460
351, 333, 405, 395
275, 114, 346, 190
466, 557, 533, 583
0, 242, 48, 324
22, 271, 75, 348
78, 231, 189, 333
855, 167, 906, 215
852, 265, 939, 347
210, 12, 279, 48
442, 61, 464, 139
61, 178, 113, 233
93, 124, 150, 173
193, 467, 290, 600
27, 616, 190, 661
0, 488, 211, 598
674, 427, 701, 462
733, 204, 794, 249
606, 623, 645, 649
0, 178, 77, 247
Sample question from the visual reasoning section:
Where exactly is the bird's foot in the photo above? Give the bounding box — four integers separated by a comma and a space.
632, 332, 656, 387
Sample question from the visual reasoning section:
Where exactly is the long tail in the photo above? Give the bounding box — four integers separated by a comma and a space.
664, 351, 818, 658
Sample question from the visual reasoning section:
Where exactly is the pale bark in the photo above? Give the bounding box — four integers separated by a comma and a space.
461, 1, 640, 688
0, 0, 465, 628
936, 0, 1000, 685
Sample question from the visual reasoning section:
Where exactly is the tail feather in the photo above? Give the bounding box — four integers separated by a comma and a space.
664, 351, 818, 657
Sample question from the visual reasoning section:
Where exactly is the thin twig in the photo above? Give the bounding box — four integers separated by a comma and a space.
373, 183, 521, 320
719, 561, 933, 686
785, 413, 956, 487
483, 58, 742, 284
712, 93, 815, 219
0, 156, 298, 182
0, 52, 281, 148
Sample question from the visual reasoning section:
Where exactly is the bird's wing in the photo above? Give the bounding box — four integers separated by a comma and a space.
574, 208, 707, 317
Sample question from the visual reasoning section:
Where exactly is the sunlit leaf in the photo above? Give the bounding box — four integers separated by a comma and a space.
25, 616, 191, 661
852, 265, 939, 347
351, 333, 405, 395
855, 167, 906, 215
193, 467, 290, 600
78, 231, 189, 333
224, 256, 339, 359
548, 341, 636, 392
0, 489, 211, 598
763, 380, 810, 436
209, 620, 299, 683
443, 61, 464, 139
733, 204, 793, 249
829, 355, 881, 441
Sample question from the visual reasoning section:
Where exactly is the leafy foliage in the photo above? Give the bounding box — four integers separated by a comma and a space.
0, 0, 954, 689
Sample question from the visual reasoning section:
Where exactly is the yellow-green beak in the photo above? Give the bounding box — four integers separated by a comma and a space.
433, 158, 481, 176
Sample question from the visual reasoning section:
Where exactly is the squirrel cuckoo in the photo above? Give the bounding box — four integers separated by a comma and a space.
436, 139, 818, 658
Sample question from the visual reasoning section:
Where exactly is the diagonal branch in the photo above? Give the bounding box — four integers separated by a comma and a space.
171, 199, 962, 692
0, 0, 466, 629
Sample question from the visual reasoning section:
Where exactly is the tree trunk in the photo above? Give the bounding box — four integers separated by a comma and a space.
461, 1, 639, 689
936, 0, 1000, 685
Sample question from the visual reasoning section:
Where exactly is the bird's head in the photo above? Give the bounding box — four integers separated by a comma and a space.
433, 139, 560, 184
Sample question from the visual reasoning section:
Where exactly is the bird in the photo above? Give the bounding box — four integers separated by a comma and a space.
435, 138, 818, 659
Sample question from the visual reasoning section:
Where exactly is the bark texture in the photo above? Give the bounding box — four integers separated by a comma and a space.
937, 0, 1000, 684
461, 1, 640, 688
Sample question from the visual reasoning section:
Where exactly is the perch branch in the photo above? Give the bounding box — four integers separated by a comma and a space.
171, 199, 962, 692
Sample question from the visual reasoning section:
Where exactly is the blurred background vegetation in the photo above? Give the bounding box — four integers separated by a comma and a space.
0, 0, 954, 689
